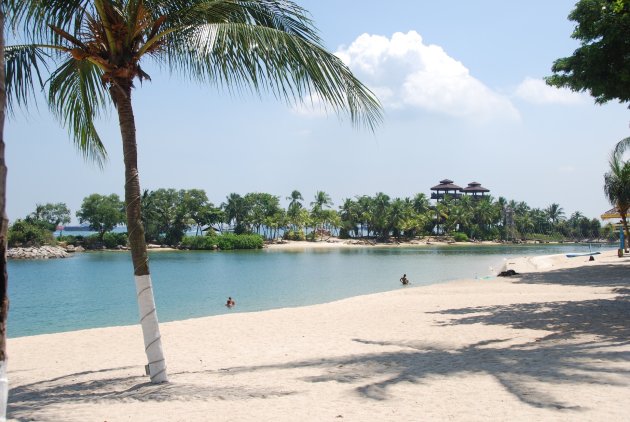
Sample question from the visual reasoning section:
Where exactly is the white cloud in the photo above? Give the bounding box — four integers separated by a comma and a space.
335, 31, 520, 122
515, 77, 586, 105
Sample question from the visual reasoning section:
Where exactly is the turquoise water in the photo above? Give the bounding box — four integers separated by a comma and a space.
7, 244, 611, 338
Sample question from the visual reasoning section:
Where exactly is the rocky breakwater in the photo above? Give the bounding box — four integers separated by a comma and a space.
8, 246, 75, 260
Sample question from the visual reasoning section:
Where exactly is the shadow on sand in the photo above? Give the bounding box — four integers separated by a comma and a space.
9, 263, 630, 419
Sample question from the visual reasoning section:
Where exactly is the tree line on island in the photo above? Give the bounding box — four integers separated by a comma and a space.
9, 188, 619, 250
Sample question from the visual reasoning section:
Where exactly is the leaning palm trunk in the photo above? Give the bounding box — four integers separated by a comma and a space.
0, 8, 8, 417
110, 81, 167, 383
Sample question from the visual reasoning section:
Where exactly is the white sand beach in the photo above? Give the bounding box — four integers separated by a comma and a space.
7, 249, 630, 421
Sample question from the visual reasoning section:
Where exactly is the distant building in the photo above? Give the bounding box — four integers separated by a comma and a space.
430, 179, 490, 202
430, 179, 463, 201
461, 181, 490, 198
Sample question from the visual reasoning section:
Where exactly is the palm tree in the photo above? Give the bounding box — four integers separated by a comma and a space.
311, 190, 333, 211
614, 136, 630, 157
286, 190, 304, 233
0, 4, 9, 414
13, 0, 382, 384
370, 192, 391, 240
545, 203, 565, 229
338, 198, 359, 238
223, 193, 250, 234
310, 190, 333, 239
287, 190, 304, 211
604, 146, 630, 252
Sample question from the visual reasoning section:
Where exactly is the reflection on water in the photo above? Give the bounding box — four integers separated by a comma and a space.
8, 243, 613, 337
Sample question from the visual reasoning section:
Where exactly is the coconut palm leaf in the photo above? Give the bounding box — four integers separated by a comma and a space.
613, 136, 630, 158
4, 44, 49, 113
47, 57, 108, 166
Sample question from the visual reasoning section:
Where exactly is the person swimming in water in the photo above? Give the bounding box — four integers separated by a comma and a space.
226, 297, 236, 307
400, 274, 409, 285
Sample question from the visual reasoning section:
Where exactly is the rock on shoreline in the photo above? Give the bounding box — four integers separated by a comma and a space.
8, 246, 71, 260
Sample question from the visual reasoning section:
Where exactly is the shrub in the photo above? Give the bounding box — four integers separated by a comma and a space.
452, 232, 468, 242
180, 235, 217, 250
83, 234, 105, 249
57, 235, 79, 245
103, 232, 128, 248
283, 229, 306, 241
215, 233, 264, 250
180, 233, 263, 250
8, 219, 55, 247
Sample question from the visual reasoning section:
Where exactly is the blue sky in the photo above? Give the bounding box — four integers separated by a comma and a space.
6, 0, 629, 224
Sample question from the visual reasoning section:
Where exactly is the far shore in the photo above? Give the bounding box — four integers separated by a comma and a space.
8, 237, 615, 260
263, 237, 610, 250
7, 249, 630, 421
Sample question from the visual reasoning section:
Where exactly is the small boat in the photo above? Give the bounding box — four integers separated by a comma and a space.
566, 251, 601, 258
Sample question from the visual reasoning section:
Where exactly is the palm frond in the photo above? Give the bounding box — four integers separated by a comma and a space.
166, 21, 382, 130
12, 0, 93, 41
4, 44, 50, 114
613, 136, 630, 159
47, 57, 109, 167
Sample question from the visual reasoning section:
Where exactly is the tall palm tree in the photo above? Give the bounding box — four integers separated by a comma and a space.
223, 193, 250, 234
338, 198, 359, 238
287, 190, 304, 211
310, 190, 333, 239
13, 0, 382, 384
311, 190, 333, 211
545, 203, 565, 225
286, 189, 303, 233
604, 147, 630, 252
0, 3, 9, 414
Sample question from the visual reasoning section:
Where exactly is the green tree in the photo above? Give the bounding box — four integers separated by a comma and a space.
223, 193, 251, 235
547, 0, 630, 105
370, 192, 391, 240
545, 203, 566, 233
287, 190, 304, 212
76, 194, 125, 241
7, 219, 55, 247
141, 189, 189, 245
604, 144, 630, 251
310, 191, 333, 240
389, 197, 410, 239
356, 195, 373, 238
14, 0, 381, 383
27, 202, 71, 232
339, 198, 360, 238
182, 189, 212, 236
245, 192, 283, 239
286, 190, 305, 234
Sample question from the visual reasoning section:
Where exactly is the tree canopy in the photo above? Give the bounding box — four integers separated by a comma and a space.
546, 0, 630, 105
76, 193, 125, 240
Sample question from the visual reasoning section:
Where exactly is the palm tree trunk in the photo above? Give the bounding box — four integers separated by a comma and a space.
110, 81, 168, 383
0, 9, 9, 417
621, 214, 630, 253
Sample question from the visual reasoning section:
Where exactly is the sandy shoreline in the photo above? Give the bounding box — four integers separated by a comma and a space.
7, 249, 630, 421
264, 238, 545, 250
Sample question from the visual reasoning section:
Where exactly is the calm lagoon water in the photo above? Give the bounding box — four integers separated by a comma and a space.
7, 243, 612, 338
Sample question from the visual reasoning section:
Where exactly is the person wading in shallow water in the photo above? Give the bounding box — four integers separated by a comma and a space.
400, 274, 409, 285
226, 297, 236, 308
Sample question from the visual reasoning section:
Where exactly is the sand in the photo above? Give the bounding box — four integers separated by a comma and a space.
7, 249, 630, 421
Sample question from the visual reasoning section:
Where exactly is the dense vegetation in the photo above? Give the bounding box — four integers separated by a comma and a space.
8, 189, 618, 249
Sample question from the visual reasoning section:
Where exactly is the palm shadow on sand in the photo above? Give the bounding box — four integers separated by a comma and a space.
9, 263, 630, 419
